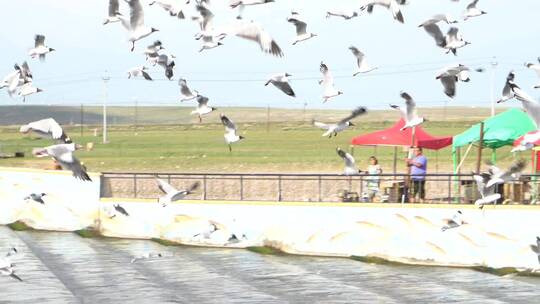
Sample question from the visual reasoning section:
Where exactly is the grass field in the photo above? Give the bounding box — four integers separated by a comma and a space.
0, 106, 524, 174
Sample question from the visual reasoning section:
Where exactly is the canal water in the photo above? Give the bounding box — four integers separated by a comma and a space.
1, 227, 539, 303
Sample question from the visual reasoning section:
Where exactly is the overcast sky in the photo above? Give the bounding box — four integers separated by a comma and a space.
1, 0, 539, 110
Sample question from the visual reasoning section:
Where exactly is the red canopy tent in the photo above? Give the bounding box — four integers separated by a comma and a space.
351, 119, 452, 149
513, 131, 540, 173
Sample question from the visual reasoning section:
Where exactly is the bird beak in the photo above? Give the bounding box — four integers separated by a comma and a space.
349, 122, 355, 126
285, 73, 292, 77
36, 88, 43, 92
50, 48, 56, 52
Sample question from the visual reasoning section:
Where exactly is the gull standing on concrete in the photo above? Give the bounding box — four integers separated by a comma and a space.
441, 210, 467, 231
229, 0, 275, 19
104, 0, 123, 25
349, 46, 377, 76
232, 20, 283, 57
390, 92, 425, 131
20, 118, 72, 143
221, 114, 244, 152
359, 0, 404, 24
525, 58, 540, 89
418, 14, 458, 27
319, 62, 343, 102
127, 66, 153, 80
24, 193, 47, 204
473, 172, 500, 209
265, 73, 295, 97
178, 78, 199, 101
28, 35, 55, 61
156, 178, 200, 207
120, 0, 159, 51
422, 24, 470, 55
313, 107, 367, 138
336, 147, 360, 176
32, 143, 92, 181
463, 0, 486, 21
435, 64, 471, 98
326, 8, 358, 20
287, 11, 317, 45
191, 95, 216, 123
149, 0, 189, 19
0, 248, 22, 282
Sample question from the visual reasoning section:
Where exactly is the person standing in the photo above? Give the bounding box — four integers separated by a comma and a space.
366, 156, 382, 202
406, 147, 427, 203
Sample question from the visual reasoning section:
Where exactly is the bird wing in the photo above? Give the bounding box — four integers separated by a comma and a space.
156, 178, 177, 194
338, 107, 367, 124
440, 76, 457, 98
141, 70, 153, 81
233, 21, 283, 57
389, 104, 407, 119
58, 154, 92, 181
187, 181, 201, 193
514, 87, 540, 127
337, 148, 355, 167
179, 79, 194, 97
472, 174, 488, 198
29, 118, 64, 139
320, 62, 334, 89
466, 0, 479, 10
221, 114, 237, 132
129, 0, 144, 30
287, 16, 307, 36
400, 92, 417, 121
423, 24, 445, 47
527, 64, 540, 78
196, 95, 209, 107
499, 159, 527, 180
312, 121, 329, 130
446, 27, 459, 43
19, 61, 33, 82
34, 35, 45, 48
109, 0, 120, 16
273, 80, 295, 97
349, 46, 366, 69
195, 4, 214, 31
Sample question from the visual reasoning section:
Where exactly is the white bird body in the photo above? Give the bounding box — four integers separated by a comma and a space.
418, 14, 458, 27
18, 82, 42, 101
313, 107, 367, 137
156, 178, 200, 206
229, 0, 275, 19
472, 172, 499, 209
441, 210, 467, 231
178, 78, 199, 101
120, 0, 159, 51
130, 252, 163, 263
191, 95, 216, 122
28, 35, 55, 61
435, 64, 471, 98
220, 114, 244, 151
32, 143, 91, 181
336, 147, 359, 176
265, 73, 295, 97
463, 0, 486, 21
390, 92, 424, 131
231, 20, 283, 57
319, 62, 343, 102
104, 0, 122, 25
149, 0, 189, 18
20, 118, 71, 143
0, 71, 20, 90
287, 11, 317, 45
359, 0, 404, 23
127, 66, 152, 80
349, 46, 377, 76
326, 9, 358, 20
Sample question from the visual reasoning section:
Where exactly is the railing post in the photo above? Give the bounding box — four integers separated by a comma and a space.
318, 175, 322, 202
203, 175, 207, 200
133, 174, 137, 198
240, 175, 244, 201
447, 174, 452, 204
278, 175, 282, 201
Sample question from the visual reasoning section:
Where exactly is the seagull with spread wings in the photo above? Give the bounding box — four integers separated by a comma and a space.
349, 46, 377, 76
231, 20, 283, 57
191, 95, 216, 123
178, 78, 199, 101
156, 178, 200, 207
435, 64, 472, 98
20, 118, 72, 144
220, 114, 244, 152
336, 147, 360, 176
319, 62, 343, 102
120, 0, 159, 51
463, 0, 486, 21
390, 92, 425, 131
104, 0, 123, 25
127, 66, 153, 81
32, 143, 92, 181
313, 107, 367, 138
287, 11, 317, 45
149, 0, 190, 19
0, 248, 22, 282
28, 35, 55, 61
359, 0, 404, 24
265, 73, 295, 97
422, 24, 470, 55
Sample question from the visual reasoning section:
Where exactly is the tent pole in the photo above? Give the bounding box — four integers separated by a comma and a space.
476, 122, 485, 173
491, 148, 496, 164
393, 146, 397, 176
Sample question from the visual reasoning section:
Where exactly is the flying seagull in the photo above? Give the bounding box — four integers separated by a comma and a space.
418, 14, 458, 27
496, 71, 540, 131
229, 0, 275, 19
530, 237, 540, 264
149, 0, 189, 19
191, 95, 216, 123
20, 118, 72, 143
435, 64, 472, 98
127, 66, 152, 81
525, 58, 540, 89
390, 92, 425, 131
484, 159, 526, 189
114, 204, 129, 217
144, 40, 165, 65
287, 11, 317, 45
28, 35, 55, 61
313, 107, 367, 138
156, 178, 200, 207
2, 62, 33, 98
104, 0, 123, 25
198, 33, 225, 52
33, 143, 92, 181
24, 193, 46, 204
473, 171, 500, 209
178, 78, 199, 101
120, 0, 159, 51
220, 114, 244, 152
265, 73, 295, 97
319, 62, 343, 102
422, 24, 470, 55
18, 82, 43, 102
156, 53, 175, 80
192, 4, 215, 33
326, 9, 359, 20
463, 0, 486, 21
336, 147, 360, 176
359, 0, 404, 24
130, 252, 164, 263
349, 46, 377, 76
441, 210, 467, 231
0, 248, 22, 282
232, 20, 283, 57
496, 71, 519, 103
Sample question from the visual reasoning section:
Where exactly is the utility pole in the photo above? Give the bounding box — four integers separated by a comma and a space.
303, 102, 307, 123
490, 57, 498, 117
266, 104, 270, 133
134, 98, 138, 134
102, 71, 110, 144
80, 103, 84, 138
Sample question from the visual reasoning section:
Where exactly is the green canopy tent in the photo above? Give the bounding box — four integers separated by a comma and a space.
452, 108, 537, 173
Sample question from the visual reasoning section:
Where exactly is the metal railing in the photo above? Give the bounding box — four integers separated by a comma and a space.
100, 172, 540, 204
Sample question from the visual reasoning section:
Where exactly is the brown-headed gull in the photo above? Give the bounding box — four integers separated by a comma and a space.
28, 35, 55, 61
313, 107, 367, 138
390, 92, 425, 131
220, 114, 244, 152
336, 147, 360, 176
265, 73, 295, 97
20, 118, 72, 143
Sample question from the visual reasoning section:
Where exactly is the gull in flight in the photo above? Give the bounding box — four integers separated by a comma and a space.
463, 0, 486, 21
435, 64, 472, 98
313, 107, 367, 138
104, 0, 123, 25
359, 0, 404, 24
231, 20, 283, 57
144, 40, 165, 65
530, 237, 540, 264
484, 159, 526, 189
418, 14, 458, 27
349, 46, 377, 76
198, 33, 225, 52
113, 204, 130, 217
156, 53, 175, 80
221, 114, 244, 152
130, 252, 164, 264
24, 193, 46, 204
178, 78, 199, 101
149, 0, 190, 19
3, 62, 34, 97
525, 58, 540, 89
33, 143, 92, 181
229, 0, 275, 20
287, 11, 317, 45
127, 66, 152, 81
422, 24, 470, 55
265, 73, 295, 97
441, 210, 467, 231
336, 147, 360, 176
326, 8, 359, 20
0, 248, 22, 282
390, 92, 425, 131
496, 71, 519, 103
156, 178, 200, 207
120, 0, 159, 51
18, 82, 43, 102
473, 171, 500, 209
191, 95, 216, 123
319, 62, 343, 102
28, 35, 55, 61
20, 118, 72, 143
